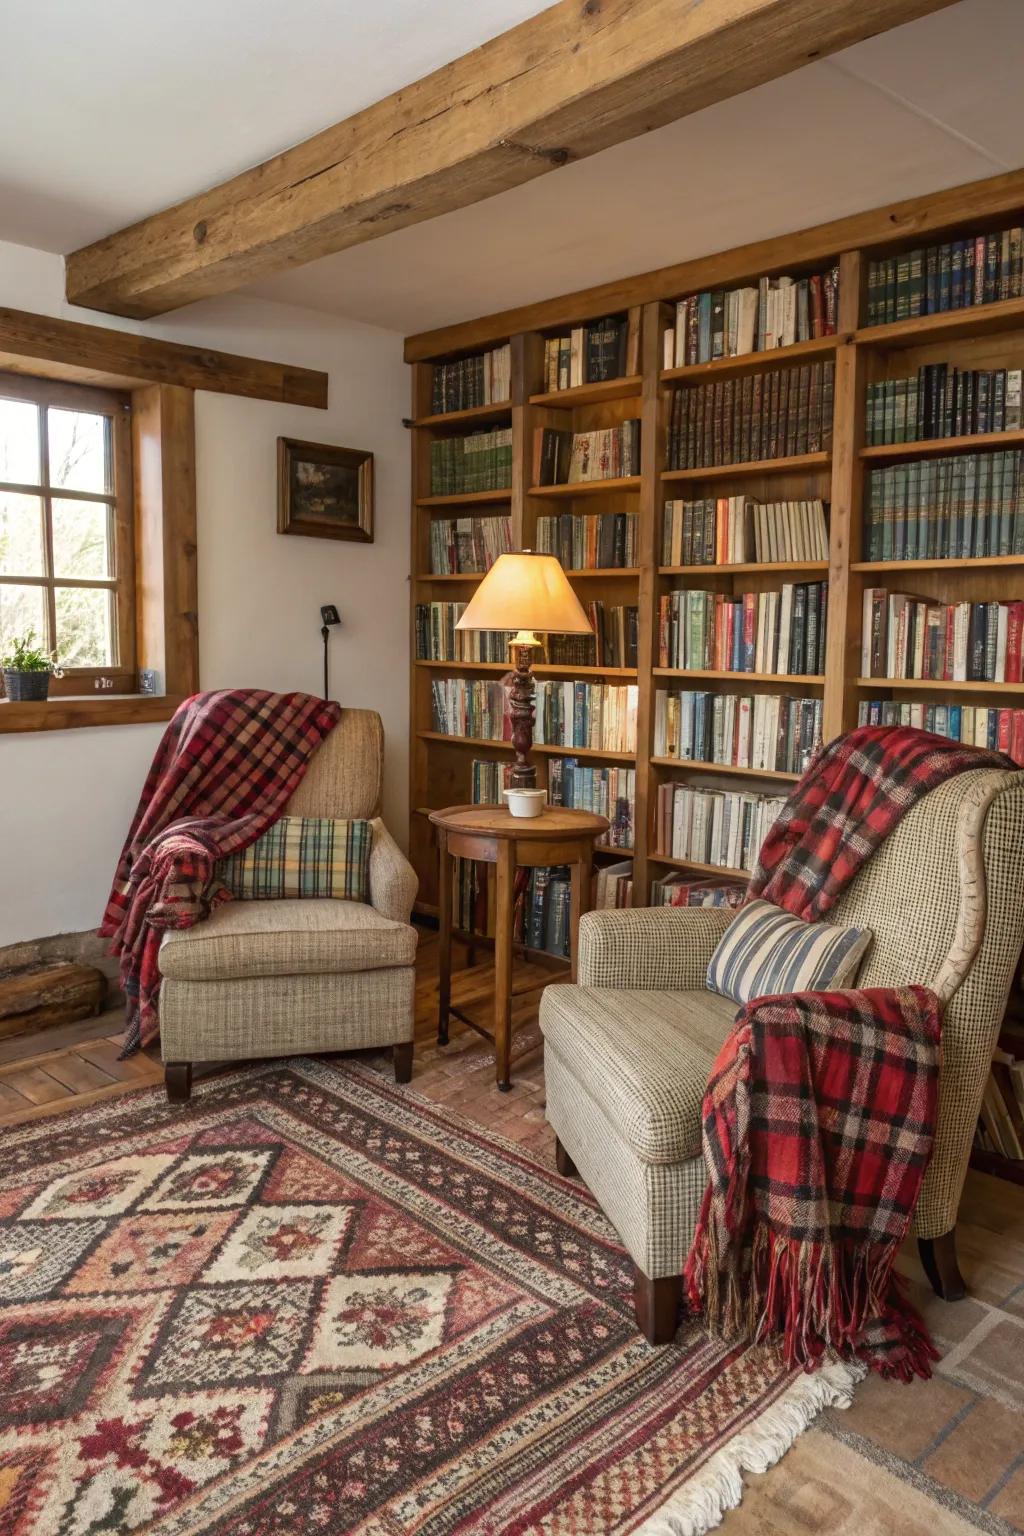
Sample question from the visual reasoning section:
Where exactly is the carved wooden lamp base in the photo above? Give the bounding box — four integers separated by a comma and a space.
508, 633, 541, 790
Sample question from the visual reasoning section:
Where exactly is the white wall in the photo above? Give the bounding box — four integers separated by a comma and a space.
0, 240, 410, 946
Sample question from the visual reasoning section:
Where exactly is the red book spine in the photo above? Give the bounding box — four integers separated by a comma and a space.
743, 593, 756, 672
998, 708, 1012, 755
1012, 709, 1024, 766
1006, 601, 1024, 684
944, 606, 956, 681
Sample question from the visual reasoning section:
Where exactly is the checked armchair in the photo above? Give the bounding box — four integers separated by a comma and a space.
540, 767, 1024, 1343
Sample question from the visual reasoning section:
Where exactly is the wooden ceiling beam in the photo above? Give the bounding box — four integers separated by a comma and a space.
0, 306, 327, 406
64, 0, 955, 320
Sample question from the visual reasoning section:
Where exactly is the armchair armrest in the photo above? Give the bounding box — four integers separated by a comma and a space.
369, 819, 418, 924
578, 905, 736, 990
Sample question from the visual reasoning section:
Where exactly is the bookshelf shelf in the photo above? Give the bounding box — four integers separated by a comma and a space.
649, 757, 802, 781
595, 844, 635, 857
653, 668, 825, 685
416, 489, 512, 508
528, 477, 642, 498
860, 430, 1024, 462
529, 375, 642, 408
415, 659, 638, 678
649, 853, 750, 880
661, 333, 840, 384
416, 731, 636, 761
413, 401, 512, 428
854, 294, 1024, 350
852, 555, 1024, 573
415, 572, 486, 584
563, 566, 640, 579
661, 452, 830, 483
659, 561, 828, 576
855, 677, 1024, 695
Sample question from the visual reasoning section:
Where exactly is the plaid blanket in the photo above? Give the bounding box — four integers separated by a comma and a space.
100, 690, 340, 1054
684, 986, 942, 1380
749, 723, 1012, 921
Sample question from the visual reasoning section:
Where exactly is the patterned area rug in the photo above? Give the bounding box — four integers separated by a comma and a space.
0, 1059, 861, 1534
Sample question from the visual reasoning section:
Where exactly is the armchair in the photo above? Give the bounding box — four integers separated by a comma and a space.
540, 767, 1024, 1342
158, 709, 418, 1100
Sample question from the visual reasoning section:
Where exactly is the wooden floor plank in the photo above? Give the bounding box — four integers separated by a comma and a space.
1, 1066, 74, 1106
76, 1038, 161, 1081
43, 1052, 118, 1094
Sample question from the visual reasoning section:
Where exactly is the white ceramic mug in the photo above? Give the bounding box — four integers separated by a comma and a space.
504, 787, 547, 819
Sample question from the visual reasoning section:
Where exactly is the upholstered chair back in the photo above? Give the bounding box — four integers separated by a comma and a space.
284, 707, 384, 822
826, 767, 1024, 1236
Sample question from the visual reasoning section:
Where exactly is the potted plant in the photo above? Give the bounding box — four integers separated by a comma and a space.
1, 632, 62, 702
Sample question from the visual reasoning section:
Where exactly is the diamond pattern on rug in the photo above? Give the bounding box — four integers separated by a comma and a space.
204, 1203, 354, 1282
140, 1149, 273, 1212
143, 1280, 314, 1391
21, 1154, 176, 1221
0, 1219, 106, 1301
65, 1211, 237, 1295
0, 1309, 129, 1427
303, 1270, 454, 1371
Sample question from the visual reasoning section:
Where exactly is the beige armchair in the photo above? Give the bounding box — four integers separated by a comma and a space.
540, 767, 1024, 1342
159, 709, 418, 1100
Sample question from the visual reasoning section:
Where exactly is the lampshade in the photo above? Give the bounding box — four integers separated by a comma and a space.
454, 553, 592, 634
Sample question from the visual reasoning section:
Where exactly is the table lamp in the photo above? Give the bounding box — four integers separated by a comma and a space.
455, 551, 592, 789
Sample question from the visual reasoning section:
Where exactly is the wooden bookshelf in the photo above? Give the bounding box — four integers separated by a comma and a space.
407, 175, 1024, 1181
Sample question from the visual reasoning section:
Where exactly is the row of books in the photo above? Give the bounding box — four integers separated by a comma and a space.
653, 690, 822, 775
595, 861, 633, 909
533, 421, 640, 485
470, 758, 512, 804
546, 603, 639, 669
976, 1047, 1024, 1161
857, 699, 1024, 763
650, 874, 746, 908
415, 603, 511, 662
548, 758, 635, 848
429, 515, 512, 575
866, 364, 1023, 445
535, 511, 639, 569
450, 857, 573, 957
534, 681, 639, 753
866, 228, 1024, 326
658, 583, 828, 677
663, 267, 839, 368
661, 496, 829, 567
654, 785, 786, 874
542, 315, 637, 391
667, 361, 834, 469
429, 429, 512, 496
431, 679, 509, 741
861, 590, 1024, 683
864, 452, 1024, 563
430, 344, 511, 414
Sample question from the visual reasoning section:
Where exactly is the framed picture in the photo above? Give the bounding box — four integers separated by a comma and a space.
277, 437, 374, 543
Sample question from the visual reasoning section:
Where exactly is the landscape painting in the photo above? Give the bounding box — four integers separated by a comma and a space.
277, 437, 374, 542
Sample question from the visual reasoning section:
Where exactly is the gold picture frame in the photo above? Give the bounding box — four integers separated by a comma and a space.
277, 437, 374, 543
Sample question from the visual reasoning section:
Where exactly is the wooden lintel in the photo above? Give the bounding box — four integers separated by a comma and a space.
0, 306, 327, 407
64, 0, 954, 320
404, 163, 1024, 361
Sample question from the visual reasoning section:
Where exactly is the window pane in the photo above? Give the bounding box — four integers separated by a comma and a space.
55, 586, 113, 667
0, 397, 40, 486
48, 408, 111, 494
0, 492, 44, 576
51, 497, 113, 579
0, 583, 46, 661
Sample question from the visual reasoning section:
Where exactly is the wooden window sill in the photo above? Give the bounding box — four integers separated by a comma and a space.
0, 695, 183, 734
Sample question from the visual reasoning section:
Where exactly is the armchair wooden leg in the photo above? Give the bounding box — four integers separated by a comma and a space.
554, 1137, 578, 1178
393, 1042, 414, 1084
165, 1063, 192, 1103
918, 1228, 966, 1301
633, 1265, 681, 1345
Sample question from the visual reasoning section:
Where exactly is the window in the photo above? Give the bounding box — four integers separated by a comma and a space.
0, 373, 135, 696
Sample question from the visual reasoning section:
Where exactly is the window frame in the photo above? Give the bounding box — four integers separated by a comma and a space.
0, 370, 136, 696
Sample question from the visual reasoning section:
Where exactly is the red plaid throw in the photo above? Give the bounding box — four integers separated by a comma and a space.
99, 689, 340, 1054
749, 723, 1012, 921
684, 987, 942, 1381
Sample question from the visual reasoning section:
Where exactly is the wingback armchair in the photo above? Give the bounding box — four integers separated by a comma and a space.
540, 767, 1024, 1342
158, 709, 418, 1100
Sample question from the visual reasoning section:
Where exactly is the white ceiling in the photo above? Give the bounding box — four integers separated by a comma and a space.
3, 0, 1024, 336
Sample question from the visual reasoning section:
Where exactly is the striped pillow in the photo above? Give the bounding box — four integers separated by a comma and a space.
217, 816, 372, 902
706, 899, 873, 1005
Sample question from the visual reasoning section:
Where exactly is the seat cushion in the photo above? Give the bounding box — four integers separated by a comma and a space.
540, 985, 738, 1164
159, 899, 416, 982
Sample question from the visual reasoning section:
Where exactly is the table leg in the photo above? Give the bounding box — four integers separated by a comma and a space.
495, 840, 514, 1091
437, 832, 452, 1046
570, 850, 591, 983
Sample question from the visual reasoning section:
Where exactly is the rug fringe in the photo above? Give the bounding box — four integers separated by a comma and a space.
634, 1357, 865, 1536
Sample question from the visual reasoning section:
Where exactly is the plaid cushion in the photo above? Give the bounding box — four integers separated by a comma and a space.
217, 816, 372, 902
706, 898, 872, 1005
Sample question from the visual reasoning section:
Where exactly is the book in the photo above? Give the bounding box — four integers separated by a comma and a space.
543, 602, 638, 668
654, 783, 788, 872
667, 361, 833, 469
661, 496, 828, 565
857, 700, 1024, 766
658, 584, 827, 675
536, 511, 638, 569
653, 689, 822, 773
428, 516, 512, 575
866, 363, 1024, 444
548, 759, 636, 848
860, 590, 1024, 683
864, 451, 1024, 563
415, 603, 512, 662
868, 228, 1024, 325
533, 682, 638, 753
543, 312, 639, 390
650, 874, 746, 907
430, 344, 511, 414
429, 428, 513, 494
664, 265, 839, 367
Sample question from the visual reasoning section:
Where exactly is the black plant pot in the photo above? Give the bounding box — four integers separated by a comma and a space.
3, 669, 51, 702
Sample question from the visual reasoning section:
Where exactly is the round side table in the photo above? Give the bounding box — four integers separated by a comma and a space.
428, 803, 610, 1090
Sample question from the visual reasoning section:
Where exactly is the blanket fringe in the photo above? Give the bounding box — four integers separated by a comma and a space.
634, 1356, 864, 1536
